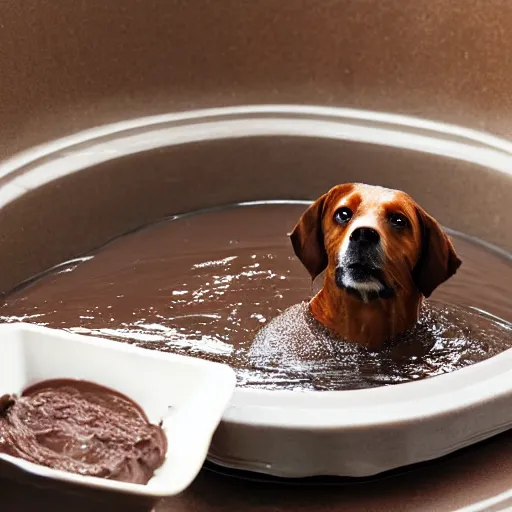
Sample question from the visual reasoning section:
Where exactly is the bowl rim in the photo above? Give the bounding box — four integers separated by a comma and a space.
2, 104, 512, 204
224, 345, 512, 427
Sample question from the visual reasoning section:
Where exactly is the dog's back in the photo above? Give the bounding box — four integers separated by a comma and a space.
249, 301, 335, 367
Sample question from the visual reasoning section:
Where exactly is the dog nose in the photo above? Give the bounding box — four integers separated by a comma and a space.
350, 227, 380, 245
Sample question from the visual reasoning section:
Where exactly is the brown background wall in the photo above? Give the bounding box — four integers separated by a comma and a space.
0, 0, 511, 160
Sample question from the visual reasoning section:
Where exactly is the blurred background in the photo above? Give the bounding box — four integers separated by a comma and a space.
0, 0, 511, 160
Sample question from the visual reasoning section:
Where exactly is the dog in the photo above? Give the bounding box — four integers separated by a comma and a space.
288, 183, 461, 351
248, 185, 512, 389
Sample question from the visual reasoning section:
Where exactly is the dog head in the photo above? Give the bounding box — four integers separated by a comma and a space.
290, 183, 461, 301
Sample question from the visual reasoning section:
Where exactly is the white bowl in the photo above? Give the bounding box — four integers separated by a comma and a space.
0, 323, 236, 497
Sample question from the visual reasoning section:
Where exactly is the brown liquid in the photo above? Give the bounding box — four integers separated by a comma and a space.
1, 203, 511, 391
0, 379, 167, 484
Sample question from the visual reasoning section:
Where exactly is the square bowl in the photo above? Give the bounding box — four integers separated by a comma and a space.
0, 322, 236, 498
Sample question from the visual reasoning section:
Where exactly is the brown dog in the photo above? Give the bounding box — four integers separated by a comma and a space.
290, 183, 461, 350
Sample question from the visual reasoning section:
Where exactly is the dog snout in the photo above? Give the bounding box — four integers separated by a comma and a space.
349, 227, 380, 246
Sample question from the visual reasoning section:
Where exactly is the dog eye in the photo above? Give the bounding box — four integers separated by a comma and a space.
334, 207, 353, 225
388, 212, 409, 229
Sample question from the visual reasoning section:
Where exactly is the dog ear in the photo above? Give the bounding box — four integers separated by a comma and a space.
412, 206, 462, 298
289, 194, 329, 280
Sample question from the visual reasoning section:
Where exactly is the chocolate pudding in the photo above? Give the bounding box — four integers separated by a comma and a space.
1, 203, 511, 391
0, 379, 167, 484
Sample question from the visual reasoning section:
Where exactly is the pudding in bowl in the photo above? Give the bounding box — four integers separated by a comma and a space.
0, 378, 167, 485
